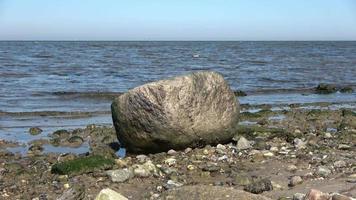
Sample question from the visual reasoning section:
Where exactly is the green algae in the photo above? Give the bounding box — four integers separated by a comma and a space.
51, 155, 114, 176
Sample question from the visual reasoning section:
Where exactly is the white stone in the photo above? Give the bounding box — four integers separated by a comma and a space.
95, 188, 128, 200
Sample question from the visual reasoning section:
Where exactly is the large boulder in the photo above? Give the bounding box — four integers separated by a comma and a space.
111, 71, 240, 153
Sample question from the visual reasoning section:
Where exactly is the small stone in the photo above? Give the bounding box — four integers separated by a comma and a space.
203, 149, 210, 155
338, 144, 351, 150
133, 160, 158, 178
115, 159, 129, 168
294, 129, 302, 134
304, 189, 330, 200
167, 149, 177, 155
184, 147, 192, 154
315, 166, 331, 178
333, 160, 346, 168
216, 144, 226, 150
244, 178, 273, 194
263, 152, 274, 157
289, 176, 303, 187
106, 169, 132, 183
29, 127, 42, 135
287, 165, 298, 172
187, 165, 196, 170
95, 188, 128, 200
201, 162, 219, 172
63, 183, 70, 189
164, 158, 176, 166
165, 180, 183, 188
293, 193, 305, 200
136, 154, 148, 163
324, 132, 332, 139
270, 146, 279, 152
237, 136, 252, 150
293, 138, 306, 149
53, 129, 70, 138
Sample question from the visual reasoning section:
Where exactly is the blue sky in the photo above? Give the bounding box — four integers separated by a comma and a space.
0, 0, 356, 40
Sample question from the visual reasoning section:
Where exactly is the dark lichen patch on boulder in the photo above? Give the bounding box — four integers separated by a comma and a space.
51, 155, 114, 176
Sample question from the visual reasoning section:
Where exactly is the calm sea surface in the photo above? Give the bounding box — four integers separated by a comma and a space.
1, 41, 355, 150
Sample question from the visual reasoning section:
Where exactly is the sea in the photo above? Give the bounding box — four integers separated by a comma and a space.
1, 41, 355, 153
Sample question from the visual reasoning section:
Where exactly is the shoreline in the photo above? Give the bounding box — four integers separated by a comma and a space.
0, 103, 355, 199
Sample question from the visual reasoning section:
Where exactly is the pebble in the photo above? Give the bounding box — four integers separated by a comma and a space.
338, 144, 351, 150
63, 183, 70, 189
289, 176, 303, 187
293, 193, 306, 200
136, 155, 148, 163
167, 149, 177, 155
270, 146, 279, 152
244, 178, 273, 194
263, 152, 274, 157
324, 132, 332, 139
106, 169, 132, 183
293, 138, 307, 149
287, 164, 298, 172
115, 159, 129, 168
236, 136, 252, 150
187, 165, 196, 170
333, 160, 346, 168
315, 166, 331, 178
304, 189, 330, 200
95, 188, 128, 200
216, 144, 226, 150
29, 127, 43, 135
184, 147, 192, 154
164, 158, 177, 166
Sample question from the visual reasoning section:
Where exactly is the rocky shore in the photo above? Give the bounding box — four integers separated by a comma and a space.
0, 102, 355, 199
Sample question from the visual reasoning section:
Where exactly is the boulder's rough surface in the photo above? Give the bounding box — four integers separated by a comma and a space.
112, 71, 239, 153
162, 185, 272, 200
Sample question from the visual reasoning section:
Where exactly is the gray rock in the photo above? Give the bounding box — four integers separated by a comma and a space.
95, 188, 128, 200
289, 176, 303, 187
293, 138, 306, 149
111, 71, 240, 153
244, 178, 273, 194
57, 186, 85, 200
29, 127, 42, 135
334, 160, 346, 168
293, 193, 305, 200
315, 166, 331, 178
237, 136, 252, 150
162, 185, 272, 200
106, 169, 132, 183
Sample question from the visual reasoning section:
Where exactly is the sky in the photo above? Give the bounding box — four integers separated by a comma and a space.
0, 0, 356, 41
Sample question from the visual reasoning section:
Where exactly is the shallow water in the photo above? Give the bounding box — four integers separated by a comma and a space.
1, 41, 355, 153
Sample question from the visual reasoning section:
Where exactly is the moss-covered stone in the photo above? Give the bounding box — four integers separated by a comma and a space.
339, 86, 353, 93
51, 155, 114, 176
315, 83, 337, 94
29, 127, 42, 135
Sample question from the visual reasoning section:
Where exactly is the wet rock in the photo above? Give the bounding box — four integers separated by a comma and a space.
315, 83, 337, 94
163, 185, 272, 200
106, 168, 132, 183
51, 155, 114, 176
111, 71, 240, 153
234, 90, 247, 97
339, 86, 353, 93
315, 166, 331, 178
29, 127, 42, 135
236, 136, 252, 150
28, 144, 44, 154
244, 178, 273, 194
95, 188, 128, 200
52, 129, 70, 139
67, 136, 84, 147
304, 189, 330, 200
289, 176, 303, 187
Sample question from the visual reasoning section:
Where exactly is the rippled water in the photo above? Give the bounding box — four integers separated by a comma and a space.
1, 41, 355, 151
1, 41, 356, 113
